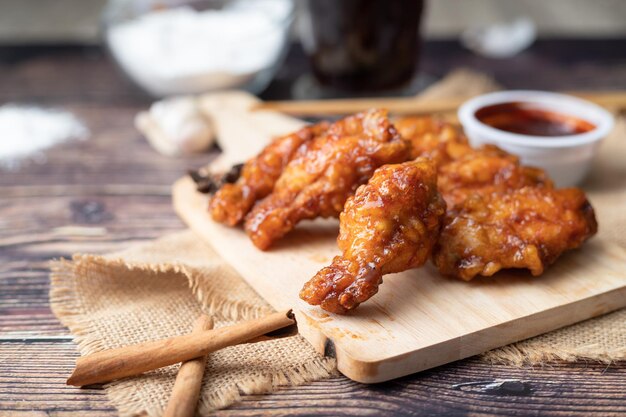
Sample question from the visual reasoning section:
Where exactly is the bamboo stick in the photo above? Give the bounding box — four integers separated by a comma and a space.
254, 96, 464, 116
67, 310, 295, 387
252, 91, 626, 116
163, 315, 213, 417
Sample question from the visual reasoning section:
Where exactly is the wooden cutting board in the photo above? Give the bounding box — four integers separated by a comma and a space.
173, 91, 626, 383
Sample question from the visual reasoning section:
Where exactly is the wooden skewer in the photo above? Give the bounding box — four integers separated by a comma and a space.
163, 315, 213, 417
254, 96, 464, 116
252, 91, 626, 116
67, 309, 295, 387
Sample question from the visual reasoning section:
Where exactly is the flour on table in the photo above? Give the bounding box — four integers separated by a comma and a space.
0, 105, 88, 170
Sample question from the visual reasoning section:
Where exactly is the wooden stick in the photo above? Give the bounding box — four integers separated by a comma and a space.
67, 309, 295, 387
253, 96, 464, 116
163, 315, 213, 417
252, 91, 626, 116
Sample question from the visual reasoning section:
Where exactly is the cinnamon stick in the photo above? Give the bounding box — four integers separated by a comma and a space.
163, 314, 213, 417
67, 309, 295, 387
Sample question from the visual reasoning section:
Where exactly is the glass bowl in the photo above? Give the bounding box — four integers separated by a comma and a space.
102, 0, 294, 97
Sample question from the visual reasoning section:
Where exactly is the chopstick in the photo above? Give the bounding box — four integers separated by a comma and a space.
253, 91, 626, 116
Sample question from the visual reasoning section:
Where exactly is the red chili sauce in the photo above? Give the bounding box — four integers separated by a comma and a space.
475, 102, 596, 137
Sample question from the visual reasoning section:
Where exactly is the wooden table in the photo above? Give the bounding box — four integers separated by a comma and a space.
1, 40, 625, 416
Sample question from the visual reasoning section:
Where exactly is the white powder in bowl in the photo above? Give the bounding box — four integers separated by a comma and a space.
106, 0, 293, 96
0, 105, 88, 170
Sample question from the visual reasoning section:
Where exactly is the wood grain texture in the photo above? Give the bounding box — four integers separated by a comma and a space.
2, 341, 625, 417
2, 41, 626, 415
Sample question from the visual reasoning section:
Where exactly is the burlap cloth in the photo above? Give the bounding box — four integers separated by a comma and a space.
50, 70, 626, 416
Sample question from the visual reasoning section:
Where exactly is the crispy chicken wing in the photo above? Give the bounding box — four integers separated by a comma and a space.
300, 158, 446, 314
433, 187, 598, 280
395, 116, 597, 280
209, 123, 328, 225
245, 109, 409, 250
394, 116, 471, 164
436, 144, 552, 207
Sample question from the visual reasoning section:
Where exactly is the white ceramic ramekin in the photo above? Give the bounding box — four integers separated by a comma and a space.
458, 90, 614, 187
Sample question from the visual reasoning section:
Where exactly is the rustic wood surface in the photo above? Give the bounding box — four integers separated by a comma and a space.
1, 40, 626, 416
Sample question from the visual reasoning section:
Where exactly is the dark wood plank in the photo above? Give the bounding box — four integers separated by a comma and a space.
0, 104, 215, 189
0, 46, 149, 105
0, 342, 115, 413
224, 361, 626, 417
1, 340, 624, 417
419, 39, 626, 92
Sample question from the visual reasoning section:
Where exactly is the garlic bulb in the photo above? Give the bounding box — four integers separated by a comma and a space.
135, 96, 215, 156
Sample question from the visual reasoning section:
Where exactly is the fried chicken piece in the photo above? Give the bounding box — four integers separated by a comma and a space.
209, 123, 328, 226
300, 158, 446, 314
396, 116, 597, 280
433, 187, 598, 280
245, 109, 410, 250
396, 116, 552, 203
394, 116, 471, 164
437, 144, 552, 207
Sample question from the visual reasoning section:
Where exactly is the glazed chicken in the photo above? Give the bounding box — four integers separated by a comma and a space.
396, 116, 598, 281
394, 115, 471, 164
433, 186, 598, 280
206, 112, 598, 313
245, 109, 410, 250
209, 122, 329, 226
300, 158, 446, 314
436, 144, 552, 207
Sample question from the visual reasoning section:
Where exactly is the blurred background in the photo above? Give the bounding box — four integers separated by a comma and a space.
0, 0, 625, 103
1, 0, 625, 44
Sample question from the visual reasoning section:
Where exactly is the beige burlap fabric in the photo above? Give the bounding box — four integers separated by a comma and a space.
50, 70, 625, 416
51, 234, 337, 416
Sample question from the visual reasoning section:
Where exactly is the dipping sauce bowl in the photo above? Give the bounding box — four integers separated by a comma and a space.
458, 90, 614, 187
